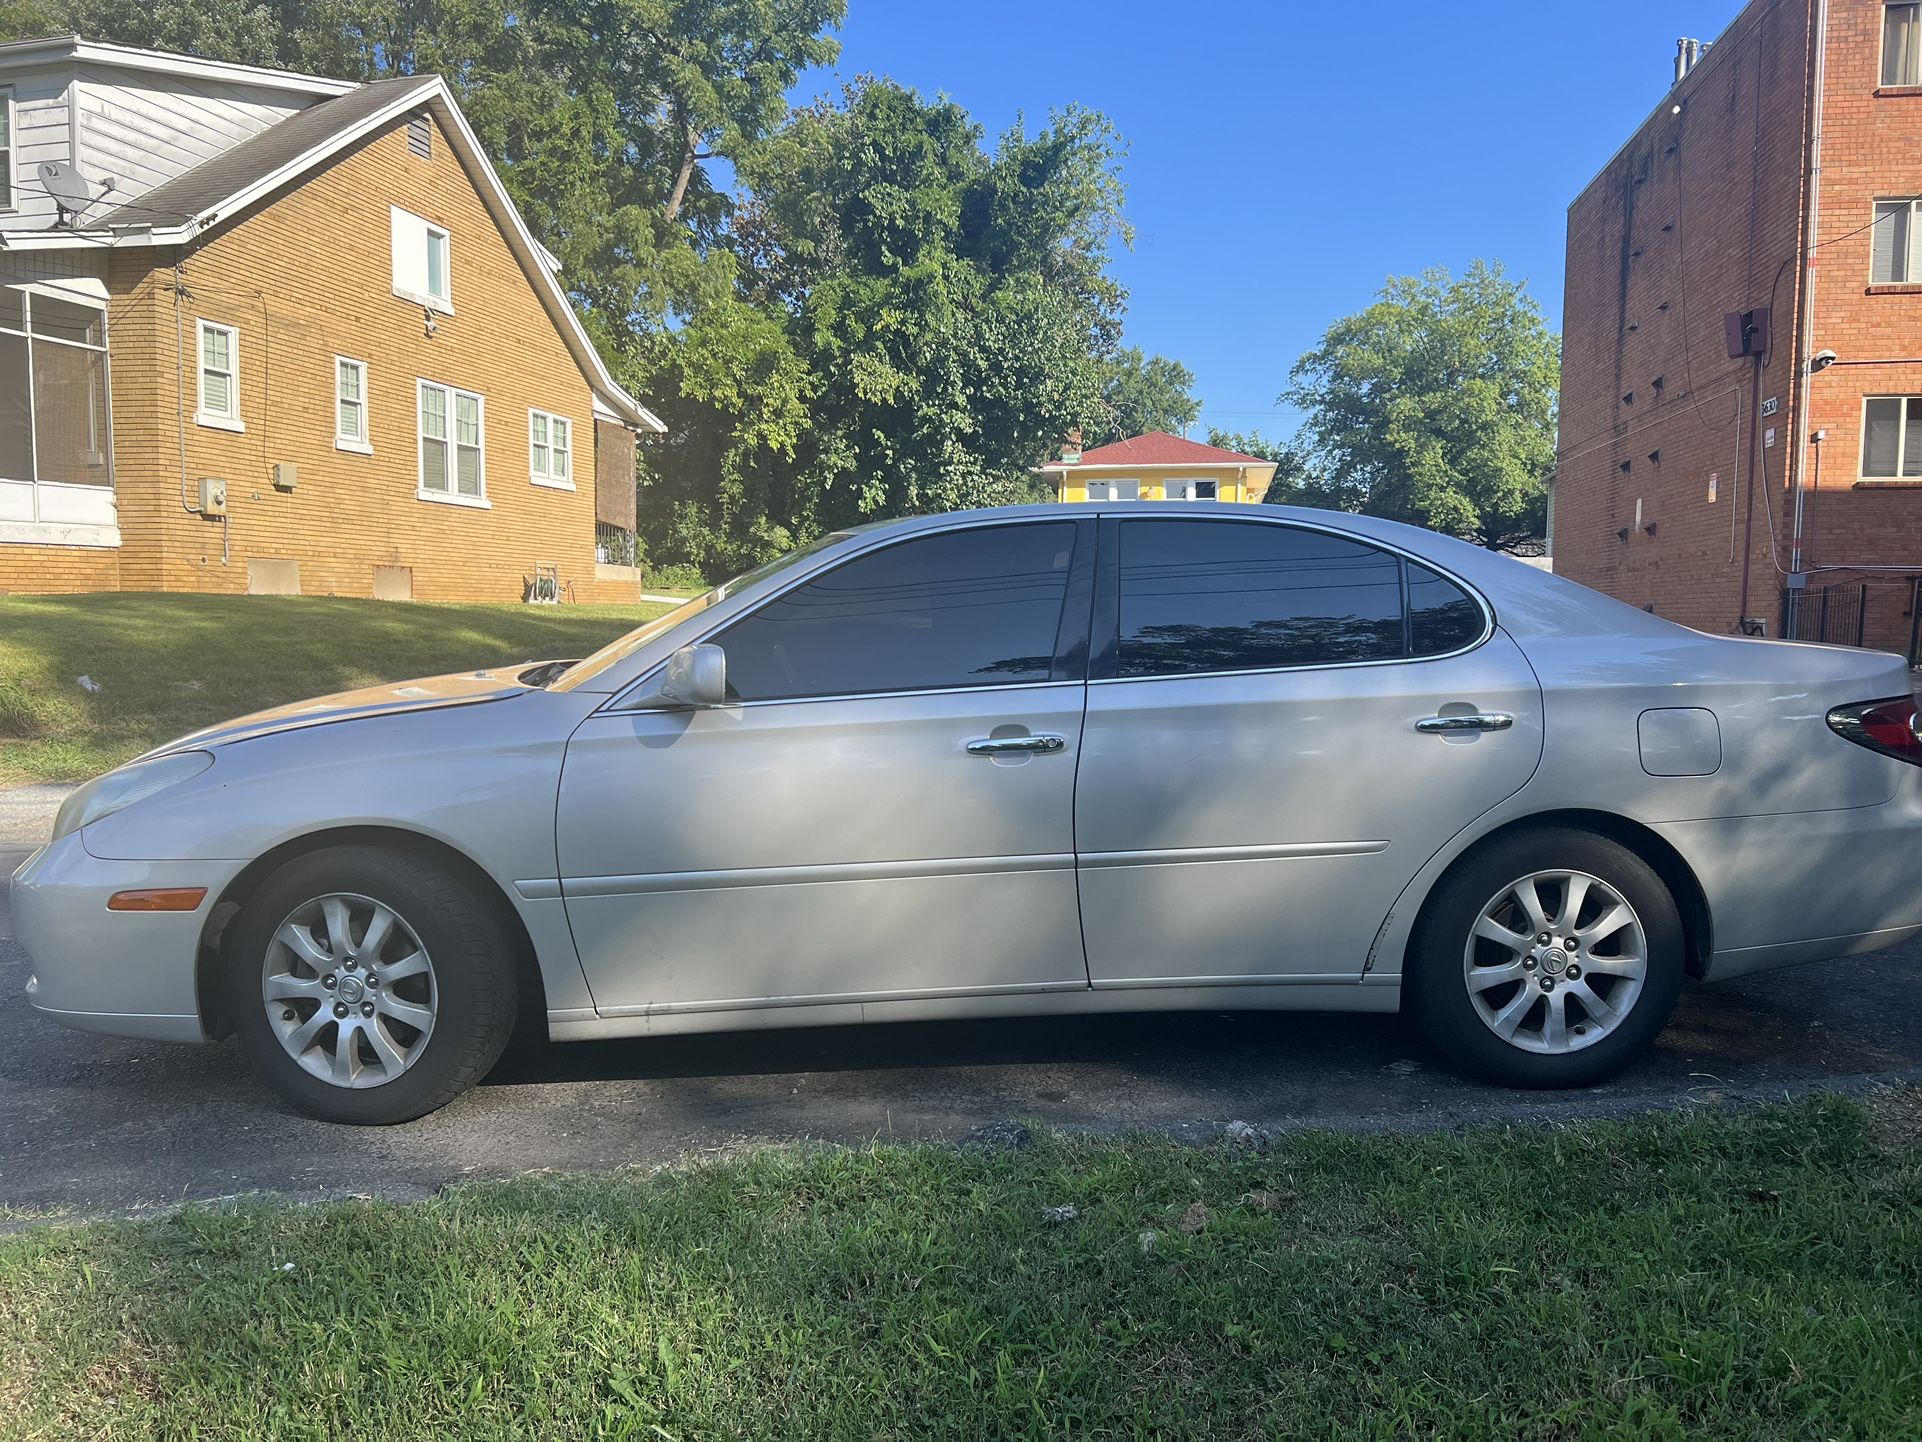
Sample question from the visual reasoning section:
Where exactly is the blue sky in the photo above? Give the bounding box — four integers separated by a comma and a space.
791, 0, 1743, 438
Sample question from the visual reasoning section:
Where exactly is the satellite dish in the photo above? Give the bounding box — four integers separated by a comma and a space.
37, 160, 103, 222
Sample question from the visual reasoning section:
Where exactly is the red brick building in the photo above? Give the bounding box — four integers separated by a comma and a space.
1556, 0, 1922, 656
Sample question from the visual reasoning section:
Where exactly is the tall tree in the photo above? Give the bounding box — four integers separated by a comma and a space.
1086, 347, 1199, 445
639, 80, 1130, 574
1280, 261, 1557, 548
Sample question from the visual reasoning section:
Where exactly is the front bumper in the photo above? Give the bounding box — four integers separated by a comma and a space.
10, 834, 244, 1044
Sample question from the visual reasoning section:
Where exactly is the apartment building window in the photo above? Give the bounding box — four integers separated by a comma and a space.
1861, 396, 1922, 479
335, 357, 370, 452
1872, 199, 1922, 282
391, 206, 452, 309
0, 88, 14, 211
418, 379, 484, 503
1887, 4, 1921, 86
529, 409, 572, 488
196, 320, 242, 431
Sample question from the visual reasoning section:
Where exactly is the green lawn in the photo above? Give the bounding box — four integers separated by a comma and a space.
4, 1094, 1921, 1440
0, 594, 676, 785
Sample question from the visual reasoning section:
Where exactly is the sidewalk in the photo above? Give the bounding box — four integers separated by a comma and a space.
0, 784, 70, 851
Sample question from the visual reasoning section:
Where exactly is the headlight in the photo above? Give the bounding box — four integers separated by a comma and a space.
51, 752, 215, 841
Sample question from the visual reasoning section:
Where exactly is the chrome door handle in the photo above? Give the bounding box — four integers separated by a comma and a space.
966, 734, 1067, 755
1415, 712, 1515, 734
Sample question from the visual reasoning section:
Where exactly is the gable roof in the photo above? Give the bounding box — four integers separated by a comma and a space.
96, 76, 437, 231
3, 49, 661, 433
1040, 431, 1273, 470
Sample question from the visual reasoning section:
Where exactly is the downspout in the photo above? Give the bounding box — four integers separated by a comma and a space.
1791, 0, 1828, 575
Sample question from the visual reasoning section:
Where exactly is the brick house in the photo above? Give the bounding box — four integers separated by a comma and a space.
1039, 431, 1280, 504
0, 36, 664, 602
1556, 0, 1922, 657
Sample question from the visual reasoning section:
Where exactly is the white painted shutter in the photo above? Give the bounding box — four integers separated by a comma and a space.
391, 206, 427, 297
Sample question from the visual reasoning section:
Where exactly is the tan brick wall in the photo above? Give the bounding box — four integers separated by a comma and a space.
0, 542, 121, 593
5, 110, 642, 604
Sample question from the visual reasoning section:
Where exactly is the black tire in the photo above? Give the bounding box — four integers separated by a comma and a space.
1407, 827, 1685, 1088
225, 846, 519, 1124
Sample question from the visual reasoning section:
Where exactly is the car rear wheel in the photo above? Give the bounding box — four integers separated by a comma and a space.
226, 846, 518, 1124
1408, 828, 1685, 1088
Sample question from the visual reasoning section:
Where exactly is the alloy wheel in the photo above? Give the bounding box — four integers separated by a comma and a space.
1462, 869, 1647, 1056
261, 892, 437, 1089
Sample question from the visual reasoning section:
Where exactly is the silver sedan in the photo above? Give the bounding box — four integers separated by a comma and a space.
14, 504, 1922, 1122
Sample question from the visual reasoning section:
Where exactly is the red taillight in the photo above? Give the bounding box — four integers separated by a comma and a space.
1827, 697, 1922, 766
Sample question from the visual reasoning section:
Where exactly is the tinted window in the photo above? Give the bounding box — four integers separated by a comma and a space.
717, 523, 1077, 701
1117, 521, 1404, 677
1408, 562, 1484, 656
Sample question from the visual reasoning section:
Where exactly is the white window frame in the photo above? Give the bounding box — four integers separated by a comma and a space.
334, 356, 371, 454
0, 281, 118, 546
1885, 2, 1922, 88
195, 319, 243, 432
1860, 394, 1922, 481
425, 223, 450, 306
528, 408, 574, 489
0, 87, 15, 213
1165, 477, 1219, 501
417, 378, 487, 507
1085, 478, 1140, 501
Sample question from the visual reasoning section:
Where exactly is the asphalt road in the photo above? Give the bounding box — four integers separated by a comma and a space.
5, 798, 1921, 1215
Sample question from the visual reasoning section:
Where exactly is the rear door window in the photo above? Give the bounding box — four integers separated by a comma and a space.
1113, 519, 1483, 677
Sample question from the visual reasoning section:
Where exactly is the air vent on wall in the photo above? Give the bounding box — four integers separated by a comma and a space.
407, 114, 431, 159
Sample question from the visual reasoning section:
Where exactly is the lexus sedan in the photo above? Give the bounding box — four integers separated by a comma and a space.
14, 504, 1922, 1123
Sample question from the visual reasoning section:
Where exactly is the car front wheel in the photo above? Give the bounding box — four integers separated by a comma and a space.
1408, 828, 1685, 1088
225, 846, 518, 1124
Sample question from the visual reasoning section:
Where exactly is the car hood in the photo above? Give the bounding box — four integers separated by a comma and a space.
142, 668, 540, 759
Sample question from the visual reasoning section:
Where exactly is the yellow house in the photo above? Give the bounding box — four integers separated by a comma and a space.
1040, 430, 1279, 504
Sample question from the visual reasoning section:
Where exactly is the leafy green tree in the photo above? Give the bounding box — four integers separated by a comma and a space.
640, 81, 1130, 573
1280, 261, 1556, 548
1086, 347, 1199, 446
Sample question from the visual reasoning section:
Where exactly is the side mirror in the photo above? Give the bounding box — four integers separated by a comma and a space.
625, 643, 727, 710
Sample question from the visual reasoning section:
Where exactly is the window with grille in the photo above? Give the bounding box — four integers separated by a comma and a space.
418, 379, 484, 501
335, 357, 369, 451
529, 409, 573, 488
196, 320, 240, 429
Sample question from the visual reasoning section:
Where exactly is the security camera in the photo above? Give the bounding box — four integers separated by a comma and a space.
1812, 349, 1838, 371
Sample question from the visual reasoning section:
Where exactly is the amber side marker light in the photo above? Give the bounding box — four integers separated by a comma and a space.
106, 888, 208, 912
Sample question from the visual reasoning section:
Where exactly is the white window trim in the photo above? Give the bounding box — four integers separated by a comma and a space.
334, 355, 372, 454
0, 87, 14, 213
390, 206, 454, 313
528, 407, 575, 490
195, 319, 244, 432
1859, 393, 1922, 481
416, 377, 488, 506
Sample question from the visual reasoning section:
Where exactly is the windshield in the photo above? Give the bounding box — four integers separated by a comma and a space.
548, 533, 850, 691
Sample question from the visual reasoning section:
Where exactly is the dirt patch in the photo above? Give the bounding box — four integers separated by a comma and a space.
1863, 1084, 1922, 1155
